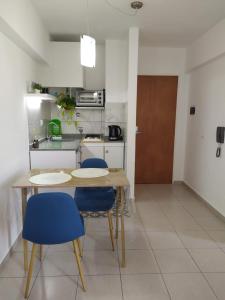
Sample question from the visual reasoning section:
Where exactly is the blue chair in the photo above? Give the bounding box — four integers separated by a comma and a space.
74, 158, 116, 250
22, 192, 86, 298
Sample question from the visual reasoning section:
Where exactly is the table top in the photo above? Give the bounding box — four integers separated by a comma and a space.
12, 168, 129, 188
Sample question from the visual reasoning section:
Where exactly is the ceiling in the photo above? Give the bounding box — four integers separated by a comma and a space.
31, 0, 225, 47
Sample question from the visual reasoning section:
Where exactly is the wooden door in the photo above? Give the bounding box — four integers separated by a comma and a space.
135, 76, 178, 184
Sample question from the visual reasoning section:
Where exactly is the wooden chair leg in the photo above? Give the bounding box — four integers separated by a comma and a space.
24, 244, 37, 298
107, 211, 115, 251
23, 239, 28, 272
72, 240, 86, 291
39, 245, 43, 261
77, 239, 82, 257
115, 187, 120, 239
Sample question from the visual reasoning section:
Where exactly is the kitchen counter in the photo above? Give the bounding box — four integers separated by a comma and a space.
30, 135, 81, 151
30, 135, 124, 151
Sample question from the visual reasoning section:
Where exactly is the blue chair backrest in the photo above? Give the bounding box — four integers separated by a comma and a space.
23, 192, 84, 244
81, 158, 108, 169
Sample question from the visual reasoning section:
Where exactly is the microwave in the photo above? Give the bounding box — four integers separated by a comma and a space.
76, 89, 105, 108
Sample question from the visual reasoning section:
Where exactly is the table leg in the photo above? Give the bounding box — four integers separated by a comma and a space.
33, 187, 38, 195
33, 188, 43, 261
115, 187, 120, 239
21, 188, 28, 272
120, 187, 126, 268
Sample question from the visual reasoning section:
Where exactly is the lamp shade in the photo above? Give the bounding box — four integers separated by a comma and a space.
80, 35, 96, 68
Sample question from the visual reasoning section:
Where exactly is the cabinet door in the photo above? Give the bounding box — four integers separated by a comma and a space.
30, 151, 76, 169
38, 42, 83, 87
104, 146, 124, 168
81, 145, 104, 163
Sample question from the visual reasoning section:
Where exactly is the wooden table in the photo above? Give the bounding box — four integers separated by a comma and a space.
12, 168, 129, 269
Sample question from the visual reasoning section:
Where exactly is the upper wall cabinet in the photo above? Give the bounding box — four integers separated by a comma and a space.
105, 40, 128, 103
84, 45, 105, 90
38, 42, 84, 88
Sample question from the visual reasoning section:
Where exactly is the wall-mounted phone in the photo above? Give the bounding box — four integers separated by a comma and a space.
216, 127, 225, 157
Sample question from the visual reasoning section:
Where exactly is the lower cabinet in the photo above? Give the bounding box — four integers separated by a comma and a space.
104, 145, 124, 168
30, 151, 77, 169
81, 143, 124, 168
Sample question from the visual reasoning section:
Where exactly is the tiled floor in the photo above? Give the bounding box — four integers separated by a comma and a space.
1, 184, 225, 299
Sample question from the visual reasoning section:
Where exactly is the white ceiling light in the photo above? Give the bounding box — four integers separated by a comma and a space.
81, 35, 96, 68
80, 0, 96, 68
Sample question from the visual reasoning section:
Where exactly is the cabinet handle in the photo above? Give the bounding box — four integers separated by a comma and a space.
105, 150, 109, 154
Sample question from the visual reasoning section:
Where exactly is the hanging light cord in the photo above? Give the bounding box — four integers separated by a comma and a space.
86, 0, 90, 35
105, 0, 138, 16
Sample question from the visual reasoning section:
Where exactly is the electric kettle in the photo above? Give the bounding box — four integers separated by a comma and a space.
108, 125, 122, 141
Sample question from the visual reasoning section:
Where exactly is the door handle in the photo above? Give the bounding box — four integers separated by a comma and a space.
136, 131, 143, 134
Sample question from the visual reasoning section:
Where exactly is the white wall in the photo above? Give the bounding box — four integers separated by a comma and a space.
138, 46, 188, 182
187, 18, 225, 71
184, 17, 225, 217
0, 0, 50, 63
185, 54, 225, 217
0, 32, 37, 264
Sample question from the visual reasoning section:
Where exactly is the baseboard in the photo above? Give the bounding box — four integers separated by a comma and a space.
183, 181, 225, 223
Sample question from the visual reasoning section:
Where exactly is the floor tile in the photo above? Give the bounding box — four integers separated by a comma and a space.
48, 242, 76, 252
207, 230, 225, 248
141, 216, 174, 232
122, 274, 170, 300
163, 273, 217, 300
82, 251, 119, 275
169, 216, 202, 231
84, 231, 114, 251
38, 252, 78, 276
177, 230, 218, 249
120, 250, 159, 274
76, 275, 122, 300
123, 214, 145, 232
86, 217, 112, 232
197, 216, 225, 230
0, 253, 40, 278
189, 248, 225, 272
118, 231, 150, 250
29, 276, 77, 300
154, 249, 199, 273
0, 277, 26, 299
204, 273, 225, 300
146, 231, 184, 249
13, 238, 32, 252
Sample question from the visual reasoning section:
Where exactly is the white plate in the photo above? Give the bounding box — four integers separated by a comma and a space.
29, 172, 72, 185
71, 168, 109, 178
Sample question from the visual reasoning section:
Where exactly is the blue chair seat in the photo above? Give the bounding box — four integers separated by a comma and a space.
22, 192, 84, 245
75, 187, 115, 212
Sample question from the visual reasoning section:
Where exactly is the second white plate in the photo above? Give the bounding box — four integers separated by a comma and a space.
71, 168, 109, 178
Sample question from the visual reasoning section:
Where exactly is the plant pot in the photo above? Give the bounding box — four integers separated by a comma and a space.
34, 89, 41, 94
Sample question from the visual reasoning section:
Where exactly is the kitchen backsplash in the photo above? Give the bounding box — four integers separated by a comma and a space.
51, 102, 127, 136
27, 100, 127, 142
27, 101, 51, 142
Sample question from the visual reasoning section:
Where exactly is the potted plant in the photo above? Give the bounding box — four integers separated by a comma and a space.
56, 92, 78, 126
32, 82, 42, 94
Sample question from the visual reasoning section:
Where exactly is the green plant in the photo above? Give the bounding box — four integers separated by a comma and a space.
32, 82, 42, 91
56, 93, 77, 126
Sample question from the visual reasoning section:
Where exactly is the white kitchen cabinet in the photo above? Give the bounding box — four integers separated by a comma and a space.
105, 40, 128, 103
81, 143, 124, 168
30, 151, 77, 169
38, 42, 83, 88
104, 144, 124, 168
80, 144, 104, 162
